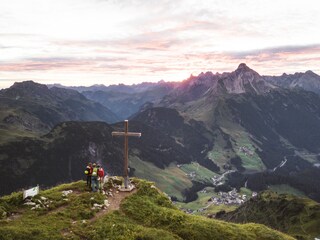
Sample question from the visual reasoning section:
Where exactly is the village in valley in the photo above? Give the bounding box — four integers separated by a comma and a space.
175, 161, 257, 215
176, 187, 257, 215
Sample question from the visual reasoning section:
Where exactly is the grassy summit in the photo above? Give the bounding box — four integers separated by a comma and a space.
0, 179, 294, 240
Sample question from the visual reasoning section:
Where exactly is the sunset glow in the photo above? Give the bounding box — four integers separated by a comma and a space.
0, 0, 320, 88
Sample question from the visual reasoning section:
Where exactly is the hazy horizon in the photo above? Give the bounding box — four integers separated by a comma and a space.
0, 0, 319, 89
1, 62, 318, 90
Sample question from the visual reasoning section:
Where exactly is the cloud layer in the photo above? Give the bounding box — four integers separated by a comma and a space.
0, 0, 319, 88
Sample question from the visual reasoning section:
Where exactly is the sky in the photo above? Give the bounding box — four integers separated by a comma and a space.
0, 0, 320, 89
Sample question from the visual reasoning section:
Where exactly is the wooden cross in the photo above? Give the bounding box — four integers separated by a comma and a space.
112, 120, 141, 189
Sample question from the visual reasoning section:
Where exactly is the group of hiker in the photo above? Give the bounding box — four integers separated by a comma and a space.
85, 163, 105, 192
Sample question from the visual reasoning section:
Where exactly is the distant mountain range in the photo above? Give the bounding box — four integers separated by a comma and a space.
1, 64, 320, 204
264, 70, 320, 94
48, 81, 177, 120
133, 64, 320, 202
1, 64, 320, 240
48, 80, 176, 93
48, 64, 320, 96
49, 64, 320, 121
0, 81, 119, 141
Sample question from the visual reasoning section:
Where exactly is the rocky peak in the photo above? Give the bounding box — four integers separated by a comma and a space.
11, 80, 49, 91
163, 64, 273, 104
222, 63, 270, 94
234, 63, 260, 76
236, 63, 250, 70
264, 70, 320, 94
304, 70, 318, 77
3, 80, 54, 100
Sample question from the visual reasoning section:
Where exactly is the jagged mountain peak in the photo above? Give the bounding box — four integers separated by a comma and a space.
161, 64, 273, 105
265, 69, 320, 94
304, 70, 318, 77
234, 63, 260, 77
220, 63, 271, 94
236, 63, 251, 71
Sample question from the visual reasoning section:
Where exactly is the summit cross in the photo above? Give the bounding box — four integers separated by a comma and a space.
112, 120, 141, 189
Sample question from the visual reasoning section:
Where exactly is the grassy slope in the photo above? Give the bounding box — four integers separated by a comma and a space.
181, 95, 266, 173
0, 180, 294, 240
130, 156, 193, 201
175, 187, 217, 211
206, 126, 265, 173
218, 191, 320, 240
179, 163, 218, 183
269, 184, 306, 198
0, 181, 106, 240
0, 128, 39, 144
0, 105, 42, 144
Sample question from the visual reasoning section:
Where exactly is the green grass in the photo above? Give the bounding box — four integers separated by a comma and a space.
0, 107, 45, 144
207, 149, 232, 169
0, 181, 104, 240
130, 156, 193, 201
206, 124, 265, 173
202, 204, 238, 215
269, 184, 306, 197
0, 180, 295, 240
239, 187, 253, 197
219, 191, 320, 240
174, 187, 216, 211
208, 121, 266, 172
179, 162, 218, 183
207, 129, 236, 170
116, 181, 294, 240
220, 126, 266, 172
0, 128, 39, 144
175, 187, 240, 216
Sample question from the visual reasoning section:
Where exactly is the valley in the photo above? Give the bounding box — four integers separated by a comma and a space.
1, 64, 320, 222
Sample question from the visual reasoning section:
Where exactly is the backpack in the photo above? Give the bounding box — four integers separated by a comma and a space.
92, 167, 98, 177
84, 166, 90, 175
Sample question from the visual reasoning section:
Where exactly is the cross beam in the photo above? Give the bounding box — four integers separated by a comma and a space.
112, 120, 141, 188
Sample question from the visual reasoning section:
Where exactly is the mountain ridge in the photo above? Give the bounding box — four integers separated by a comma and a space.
264, 70, 320, 94
0, 81, 119, 138
216, 190, 320, 240
45, 64, 320, 96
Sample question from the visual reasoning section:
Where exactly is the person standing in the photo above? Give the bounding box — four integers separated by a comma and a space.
97, 164, 105, 192
85, 163, 93, 187
91, 163, 98, 192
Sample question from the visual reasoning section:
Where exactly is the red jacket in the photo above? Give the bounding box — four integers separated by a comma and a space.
98, 168, 104, 178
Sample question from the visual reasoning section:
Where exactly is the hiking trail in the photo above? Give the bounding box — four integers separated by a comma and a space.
90, 187, 137, 222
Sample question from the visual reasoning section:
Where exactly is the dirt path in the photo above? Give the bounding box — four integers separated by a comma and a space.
6, 211, 23, 221
90, 187, 137, 222
61, 187, 137, 238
